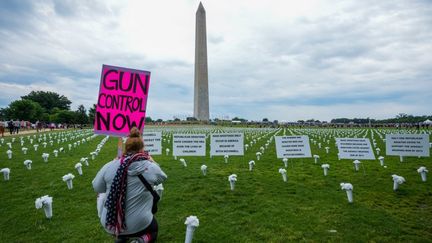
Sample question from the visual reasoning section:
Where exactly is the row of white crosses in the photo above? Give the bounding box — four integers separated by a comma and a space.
35, 135, 110, 219
1, 130, 95, 181
278, 127, 430, 203
0, 130, 104, 219
161, 127, 427, 204
175, 128, 281, 193
3, 130, 94, 160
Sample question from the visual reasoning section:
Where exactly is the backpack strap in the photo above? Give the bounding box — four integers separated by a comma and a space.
137, 174, 155, 193
137, 174, 161, 211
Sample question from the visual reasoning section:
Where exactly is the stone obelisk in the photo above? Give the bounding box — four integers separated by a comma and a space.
194, 2, 209, 121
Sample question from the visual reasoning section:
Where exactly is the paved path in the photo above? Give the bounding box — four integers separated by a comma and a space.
1, 129, 70, 137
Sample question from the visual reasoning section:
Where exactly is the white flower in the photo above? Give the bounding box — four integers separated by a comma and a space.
417, 167, 428, 173
62, 173, 75, 181
340, 183, 353, 191
35, 195, 52, 209
228, 174, 237, 182
392, 174, 405, 184
184, 216, 199, 227
0, 168, 10, 173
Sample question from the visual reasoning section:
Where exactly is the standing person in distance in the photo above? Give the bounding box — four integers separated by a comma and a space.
7, 120, 14, 135
93, 127, 167, 243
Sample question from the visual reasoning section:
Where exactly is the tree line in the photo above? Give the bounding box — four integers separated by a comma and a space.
330, 113, 432, 124
0, 91, 94, 126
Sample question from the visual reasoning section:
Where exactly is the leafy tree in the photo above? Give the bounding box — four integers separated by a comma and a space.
75, 105, 88, 125
145, 117, 153, 123
156, 119, 163, 123
51, 110, 76, 124
0, 108, 9, 120
186, 117, 198, 121
262, 118, 269, 122
232, 117, 247, 122
396, 113, 408, 119
6, 99, 44, 122
22, 91, 72, 113
88, 104, 96, 125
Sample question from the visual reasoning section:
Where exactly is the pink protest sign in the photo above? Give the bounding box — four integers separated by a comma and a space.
94, 64, 151, 137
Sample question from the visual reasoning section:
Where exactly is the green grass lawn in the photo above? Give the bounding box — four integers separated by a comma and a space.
0, 128, 431, 242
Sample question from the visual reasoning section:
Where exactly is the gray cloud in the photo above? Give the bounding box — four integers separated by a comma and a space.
0, 0, 430, 121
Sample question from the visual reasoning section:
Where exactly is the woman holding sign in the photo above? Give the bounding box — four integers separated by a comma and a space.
93, 127, 167, 243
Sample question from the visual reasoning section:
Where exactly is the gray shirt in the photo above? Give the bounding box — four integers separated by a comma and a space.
92, 158, 167, 235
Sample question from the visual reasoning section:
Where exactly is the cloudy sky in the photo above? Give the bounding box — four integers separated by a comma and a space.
0, 0, 431, 121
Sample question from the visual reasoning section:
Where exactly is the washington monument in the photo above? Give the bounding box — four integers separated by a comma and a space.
194, 2, 209, 121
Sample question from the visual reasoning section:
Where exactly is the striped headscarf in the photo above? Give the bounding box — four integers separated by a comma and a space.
105, 152, 150, 236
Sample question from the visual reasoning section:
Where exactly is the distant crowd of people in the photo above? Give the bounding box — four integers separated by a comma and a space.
0, 120, 29, 136
0, 120, 85, 137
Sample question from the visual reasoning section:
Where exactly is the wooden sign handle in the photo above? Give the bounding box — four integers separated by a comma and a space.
117, 137, 123, 158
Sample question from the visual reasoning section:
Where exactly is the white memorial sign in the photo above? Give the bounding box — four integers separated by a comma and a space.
143, 132, 162, 155
336, 138, 375, 160
173, 134, 206, 156
275, 136, 312, 158
386, 134, 430, 157
210, 133, 244, 156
